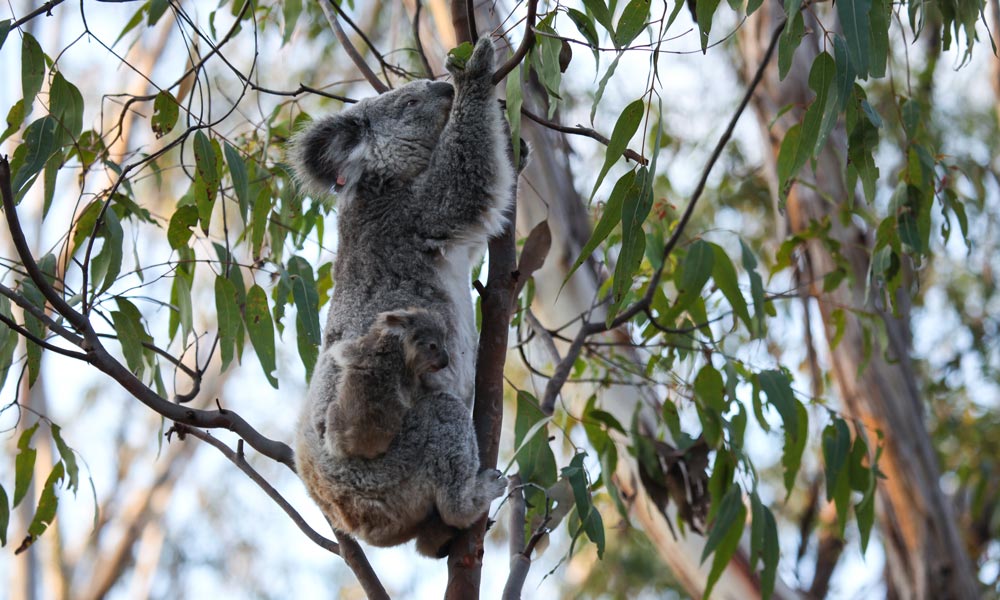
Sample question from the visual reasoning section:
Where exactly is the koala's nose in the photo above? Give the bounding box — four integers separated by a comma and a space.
434, 351, 450, 371
429, 81, 454, 99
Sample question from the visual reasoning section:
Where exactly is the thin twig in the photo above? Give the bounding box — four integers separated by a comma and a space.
412, 0, 433, 78
520, 105, 648, 165
540, 20, 787, 414
10, 0, 68, 29
319, 0, 389, 93
0, 313, 89, 361
331, 530, 390, 600
169, 426, 340, 554
492, 0, 537, 84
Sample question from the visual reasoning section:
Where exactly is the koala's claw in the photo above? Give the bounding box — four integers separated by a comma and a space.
477, 469, 509, 501
448, 37, 495, 82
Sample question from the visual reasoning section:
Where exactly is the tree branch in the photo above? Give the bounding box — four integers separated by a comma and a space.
0, 312, 89, 361
1, 156, 295, 469
540, 19, 786, 414
520, 104, 648, 165
167, 426, 340, 554
319, 0, 389, 93
331, 530, 390, 600
10, 0, 68, 29
491, 0, 537, 85
412, 0, 434, 78
501, 475, 530, 600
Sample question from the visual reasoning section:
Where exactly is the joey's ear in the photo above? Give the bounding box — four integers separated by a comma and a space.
289, 111, 369, 196
378, 309, 413, 333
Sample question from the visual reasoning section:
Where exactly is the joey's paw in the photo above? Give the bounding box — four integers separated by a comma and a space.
447, 37, 495, 83
477, 469, 509, 501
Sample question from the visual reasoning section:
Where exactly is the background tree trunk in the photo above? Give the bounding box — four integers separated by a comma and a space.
736, 4, 978, 598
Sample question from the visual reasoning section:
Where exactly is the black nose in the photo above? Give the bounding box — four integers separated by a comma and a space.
429, 81, 454, 98
436, 352, 449, 370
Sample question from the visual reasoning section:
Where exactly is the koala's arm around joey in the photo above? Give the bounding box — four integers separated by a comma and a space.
411, 38, 515, 242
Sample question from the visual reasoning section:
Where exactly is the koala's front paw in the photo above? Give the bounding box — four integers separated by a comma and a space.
447, 37, 495, 84
477, 469, 509, 501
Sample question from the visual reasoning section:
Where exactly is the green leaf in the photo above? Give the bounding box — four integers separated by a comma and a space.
793, 52, 835, 172
776, 123, 801, 197
193, 131, 219, 233
96, 208, 124, 294
562, 453, 606, 558
679, 239, 714, 303
531, 17, 564, 118
609, 167, 653, 320
822, 419, 851, 501
747, 0, 765, 15
250, 185, 271, 259
287, 257, 321, 346
837, 0, 872, 78
740, 240, 766, 336
148, 0, 170, 25
21, 32, 45, 109
0, 485, 8, 546
566, 8, 601, 62
215, 275, 242, 372
244, 284, 278, 388
709, 243, 752, 331
167, 204, 199, 249
505, 63, 523, 169
0, 297, 18, 396
27, 462, 64, 538
50, 71, 84, 139
152, 91, 179, 138
1, 100, 25, 144
513, 391, 557, 488
50, 425, 79, 494
111, 297, 147, 376
14, 423, 40, 508
582, 0, 615, 36
777, 11, 805, 80
281, 0, 302, 42
761, 506, 779, 598
446, 41, 474, 66
868, 0, 889, 77
696, 0, 723, 53
169, 273, 193, 342
590, 99, 644, 201
590, 52, 623, 125
702, 485, 747, 599
0, 19, 10, 51
616, 0, 651, 48
759, 370, 796, 434
694, 364, 726, 412
12, 116, 61, 193
566, 170, 635, 286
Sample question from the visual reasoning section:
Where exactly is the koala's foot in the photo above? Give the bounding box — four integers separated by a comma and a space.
476, 469, 509, 502
448, 37, 495, 83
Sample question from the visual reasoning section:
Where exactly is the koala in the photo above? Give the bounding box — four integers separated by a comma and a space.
292, 38, 516, 556
290, 37, 517, 406
327, 308, 449, 460
297, 309, 507, 557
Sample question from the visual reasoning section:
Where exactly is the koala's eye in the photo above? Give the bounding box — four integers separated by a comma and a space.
404, 98, 420, 108
427, 342, 438, 352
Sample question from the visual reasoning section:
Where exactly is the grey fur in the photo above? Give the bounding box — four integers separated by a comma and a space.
289, 37, 514, 404
296, 309, 507, 557
292, 38, 515, 557
327, 308, 449, 459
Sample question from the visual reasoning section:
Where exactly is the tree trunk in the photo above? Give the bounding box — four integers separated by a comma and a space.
736, 4, 978, 598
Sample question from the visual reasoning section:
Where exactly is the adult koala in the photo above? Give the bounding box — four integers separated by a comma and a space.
291, 38, 516, 556
290, 37, 513, 403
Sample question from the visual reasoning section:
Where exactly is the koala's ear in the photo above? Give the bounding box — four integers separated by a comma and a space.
290, 111, 369, 196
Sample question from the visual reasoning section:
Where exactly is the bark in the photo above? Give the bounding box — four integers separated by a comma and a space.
737, 4, 978, 598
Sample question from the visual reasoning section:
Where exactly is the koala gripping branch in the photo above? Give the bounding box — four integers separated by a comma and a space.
0, 156, 295, 469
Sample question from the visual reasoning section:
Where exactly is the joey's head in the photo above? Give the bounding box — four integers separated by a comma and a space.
375, 308, 449, 379
289, 80, 454, 197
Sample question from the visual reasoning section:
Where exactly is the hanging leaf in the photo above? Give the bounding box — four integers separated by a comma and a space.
14, 424, 40, 508
152, 91, 179, 138
21, 32, 45, 109
215, 275, 243, 372
616, 0, 651, 48
837, 0, 872, 79
590, 98, 644, 201
244, 284, 278, 388
702, 485, 747, 599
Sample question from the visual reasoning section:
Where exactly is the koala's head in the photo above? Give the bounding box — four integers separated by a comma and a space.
290, 80, 454, 197
375, 308, 449, 378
